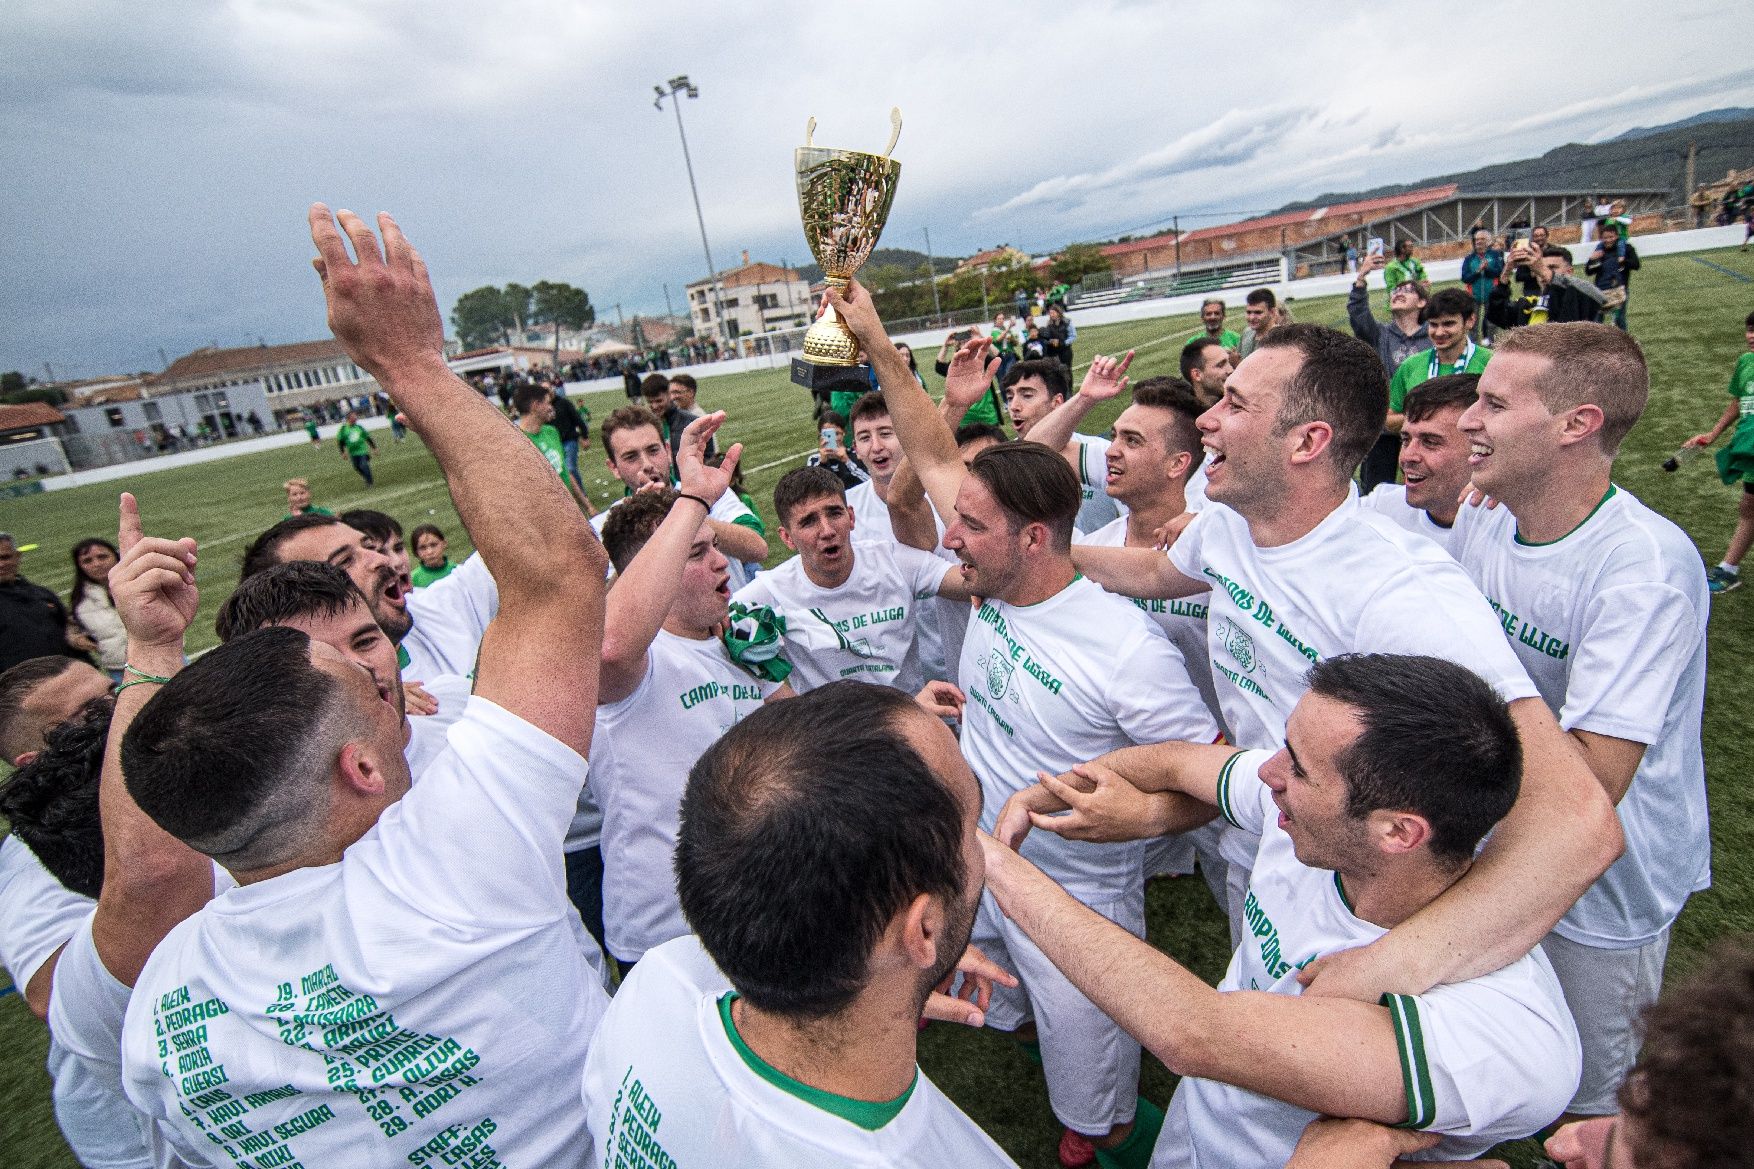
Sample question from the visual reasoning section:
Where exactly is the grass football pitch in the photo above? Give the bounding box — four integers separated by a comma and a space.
3, 248, 1752, 1167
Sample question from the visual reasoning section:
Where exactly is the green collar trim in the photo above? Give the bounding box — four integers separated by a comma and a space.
1333, 872, 1356, 915
396, 644, 411, 671
1513, 484, 1617, 547
717, 993, 915, 1131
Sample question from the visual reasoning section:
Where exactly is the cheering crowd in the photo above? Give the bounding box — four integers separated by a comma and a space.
0, 204, 1746, 1169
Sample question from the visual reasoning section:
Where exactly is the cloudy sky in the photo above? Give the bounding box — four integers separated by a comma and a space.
3, 0, 1749, 379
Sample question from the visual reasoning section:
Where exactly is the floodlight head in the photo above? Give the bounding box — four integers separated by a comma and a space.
669, 74, 690, 89
685, 84, 699, 99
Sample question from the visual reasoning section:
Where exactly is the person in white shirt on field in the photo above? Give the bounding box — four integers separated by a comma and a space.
734, 465, 980, 697
1451, 322, 1711, 1121
583, 681, 1022, 1168
1357, 374, 1480, 556
830, 279, 1219, 1169
1062, 321, 1622, 1006
998, 357, 1125, 534
988, 653, 1582, 1169
117, 206, 612, 1168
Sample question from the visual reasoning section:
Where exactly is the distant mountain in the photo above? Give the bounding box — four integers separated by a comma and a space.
1274, 112, 1754, 214
1610, 107, 1754, 142
796, 248, 959, 285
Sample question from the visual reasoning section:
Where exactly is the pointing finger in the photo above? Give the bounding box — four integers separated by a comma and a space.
117, 492, 142, 555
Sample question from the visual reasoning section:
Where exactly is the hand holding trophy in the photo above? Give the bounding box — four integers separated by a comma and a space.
796, 109, 903, 366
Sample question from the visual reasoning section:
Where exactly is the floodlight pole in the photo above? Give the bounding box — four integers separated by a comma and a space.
654, 76, 730, 352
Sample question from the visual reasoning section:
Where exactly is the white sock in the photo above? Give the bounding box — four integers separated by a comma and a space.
1721, 562, 1741, 575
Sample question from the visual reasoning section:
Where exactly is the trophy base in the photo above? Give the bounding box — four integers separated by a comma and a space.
801, 317, 860, 365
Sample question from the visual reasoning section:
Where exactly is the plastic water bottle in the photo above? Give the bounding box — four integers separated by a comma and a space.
1662, 443, 1705, 473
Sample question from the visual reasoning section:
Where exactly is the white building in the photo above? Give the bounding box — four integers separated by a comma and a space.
152, 339, 378, 417
685, 255, 811, 340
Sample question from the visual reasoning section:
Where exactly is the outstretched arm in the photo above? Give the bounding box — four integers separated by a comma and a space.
886, 456, 943, 555
310, 206, 606, 754
1070, 543, 1206, 599
1026, 351, 1134, 455
90, 493, 212, 986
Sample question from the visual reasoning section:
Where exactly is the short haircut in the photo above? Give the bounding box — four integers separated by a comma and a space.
820, 411, 848, 432
240, 514, 346, 582
773, 466, 847, 527
1495, 323, 1649, 454
668, 373, 698, 392
955, 422, 1008, 448
0, 656, 85, 762
1402, 373, 1480, 426
676, 682, 965, 1019
601, 406, 663, 459
1256, 324, 1388, 478
339, 509, 402, 544
1424, 287, 1477, 322
512, 382, 550, 415
1745, 310, 1754, 331
1618, 937, 1754, 1168
1180, 336, 1227, 381
967, 441, 1080, 550
1129, 377, 1205, 457
216, 561, 367, 642
1541, 245, 1572, 262
601, 489, 679, 572
847, 393, 890, 429
640, 373, 671, 399
1305, 654, 1520, 866
1201, 297, 1225, 311
409, 523, 445, 547
123, 626, 340, 869
283, 477, 310, 492
0, 699, 112, 897
1000, 358, 1071, 400
1246, 287, 1277, 310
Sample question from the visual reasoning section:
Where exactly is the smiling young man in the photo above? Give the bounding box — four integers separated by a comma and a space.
1062, 323, 1621, 996
1358, 375, 1478, 554
1451, 322, 1710, 1121
1386, 287, 1490, 435
830, 280, 1219, 1168
986, 654, 1581, 1169
732, 466, 974, 696
999, 357, 1125, 534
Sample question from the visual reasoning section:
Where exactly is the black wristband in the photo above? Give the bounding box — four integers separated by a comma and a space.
677, 493, 712, 513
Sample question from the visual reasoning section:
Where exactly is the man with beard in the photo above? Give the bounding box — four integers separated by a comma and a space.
582, 682, 1019, 1168
1358, 375, 1478, 555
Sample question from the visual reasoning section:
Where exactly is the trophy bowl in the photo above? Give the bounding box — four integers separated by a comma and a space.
795, 111, 902, 366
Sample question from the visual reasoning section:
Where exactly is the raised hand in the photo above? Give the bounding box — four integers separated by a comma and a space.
675, 411, 742, 506
824, 279, 888, 354
922, 944, 1017, 1027
110, 492, 198, 651
308, 205, 447, 381
915, 680, 965, 723
942, 336, 1000, 412
1077, 350, 1135, 403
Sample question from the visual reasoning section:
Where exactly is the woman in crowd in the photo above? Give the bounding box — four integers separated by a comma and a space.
68, 537, 126, 681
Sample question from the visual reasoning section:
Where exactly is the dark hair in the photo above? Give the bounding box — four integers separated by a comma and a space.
601, 405, 663, 459
601, 489, 680, 572
123, 626, 339, 867
1129, 377, 1205, 457
0, 656, 85, 762
668, 373, 698, 392
410, 523, 445, 548
820, 411, 848, 431
1394, 239, 1414, 258
240, 514, 347, 582
1423, 287, 1477, 322
1618, 937, 1754, 1169
955, 422, 1008, 448
968, 441, 1079, 550
216, 561, 367, 642
1541, 245, 1572, 262
68, 537, 118, 615
773, 467, 847, 527
0, 699, 112, 897
1000, 358, 1071, 400
512, 382, 551, 415
847, 393, 890, 429
1402, 373, 1479, 425
1305, 654, 1520, 866
676, 682, 966, 1019
1745, 311, 1754, 331
1180, 336, 1227, 381
339, 509, 402, 545
1246, 287, 1277, 310
640, 373, 671, 399
1256, 324, 1388, 477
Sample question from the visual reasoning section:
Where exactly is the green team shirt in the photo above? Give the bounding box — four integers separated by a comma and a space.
1389, 344, 1493, 412
524, 423, 567, 477
1715, 351, 1754, 484
963, 385, 1005, 427
280, 505, 334, 521
303, 420, 320, 440
337, 422, 373, 457
1200, 328, 1241, 350
410, 560, 456, 588
1383, 257, 1428, 291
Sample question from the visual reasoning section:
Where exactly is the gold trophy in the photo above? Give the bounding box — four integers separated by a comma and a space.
796, 109, 903, 366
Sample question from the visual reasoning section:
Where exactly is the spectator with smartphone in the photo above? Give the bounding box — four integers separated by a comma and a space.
806, 411, 870, 490
1460, 228, 1505, 341
1488, 245, 1604, 330
1512, 225, 1553, 295
1348, 252, 1433, 489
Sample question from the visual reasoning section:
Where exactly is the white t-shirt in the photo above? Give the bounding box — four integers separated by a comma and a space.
1359, 484, 1460, 556
1077, 517, 1223, 730
403, 673, 474, 779
593, 491, 763, 591
1, 837, 155, 1169
1183, 458, 1210, 511
734, 544, 952, 695
402, 553, 498, 682
845, 479, 958, 683
1154, 752, 1581, 1169
590, 632, 780, 961
121, 698, 609, 1169
1450, 488, 1711, 948
1069, 434, 1126, 534
959, 577, 1218, 903
582, 936, 1018, 1169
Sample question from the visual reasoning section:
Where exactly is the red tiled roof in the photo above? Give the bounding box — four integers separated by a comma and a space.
151, 339, 351, 384
1102, 185, 1460, 257
0, 402, 67, 430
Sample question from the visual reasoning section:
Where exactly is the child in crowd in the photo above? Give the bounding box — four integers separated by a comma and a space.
409, 523, 455, 587
281, 478, 332, 519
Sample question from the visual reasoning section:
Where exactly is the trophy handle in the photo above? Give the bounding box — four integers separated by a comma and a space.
805, 116, 816, 148
882, 108, 902, 158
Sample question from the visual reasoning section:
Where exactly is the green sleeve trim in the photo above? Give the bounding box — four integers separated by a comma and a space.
1215, 750, 1248, 829
396, 644, 411, 671
1381, 993, 1437, 1129
718, 993, 915, 1130
731, 512, 767, 536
